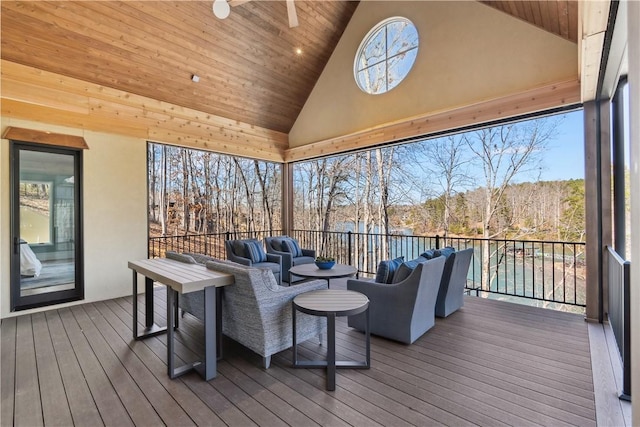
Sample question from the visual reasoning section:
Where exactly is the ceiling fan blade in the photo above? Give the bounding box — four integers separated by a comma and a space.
286, 0, 298, 28
228, 0, 251, 7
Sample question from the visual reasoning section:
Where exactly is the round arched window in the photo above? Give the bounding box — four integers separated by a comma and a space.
354, 17, 419, 95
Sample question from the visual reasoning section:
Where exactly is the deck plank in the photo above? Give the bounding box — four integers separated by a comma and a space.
14, 315, 44, 427
1, 286, 599, 427
94, 300, 224, 426
31, 312, 74, 426
68, 305, 164, 426
44, 310, 104, 426
81, 303, 196, 426
58, 307, 134, 427
1, 317, 17, 427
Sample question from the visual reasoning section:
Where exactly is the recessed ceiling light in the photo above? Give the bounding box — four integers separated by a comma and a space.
295, 48, 303, 55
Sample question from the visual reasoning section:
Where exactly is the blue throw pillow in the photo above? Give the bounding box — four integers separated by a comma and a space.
243, 240, 267, 263
375, 256, 404, 284
439, 246, 456, 259
391, 259, 420, 284
281, 238, 303, 257
421, 249, 437, 259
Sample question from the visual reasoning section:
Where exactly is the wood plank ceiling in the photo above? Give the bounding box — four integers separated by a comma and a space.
1, 1, 577, 135
480, 0, 578, 43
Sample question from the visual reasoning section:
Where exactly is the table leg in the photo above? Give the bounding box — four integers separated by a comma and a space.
365, 305, 370, 367
202, 286, 217, 380
216, 287, 223, 360
132, 271, 167, 340
167, 287, 176, 377
145, 277, 154, 328
169, 286, 219, 381
292, 302, 298, 365
327, 312, 336, 391
132, 270, 138, 339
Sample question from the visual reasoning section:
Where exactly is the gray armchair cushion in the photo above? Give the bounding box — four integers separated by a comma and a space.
348, 256, 446, 344
375, 256, 404, 284
233, 240, 247, 257
183, 252, 217, 265
292, 256, 315, 266
166, 251, 196, 264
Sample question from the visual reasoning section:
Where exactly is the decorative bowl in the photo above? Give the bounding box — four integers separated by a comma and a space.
315, 260, 336, 270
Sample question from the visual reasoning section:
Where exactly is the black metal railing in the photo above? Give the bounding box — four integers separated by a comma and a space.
606, 246, 631, 400
148, 229, 586, 310
291, 230, 586, 310
148, 229, 283, 259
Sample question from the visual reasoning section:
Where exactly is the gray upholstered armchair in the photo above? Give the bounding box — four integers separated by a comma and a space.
435, 248, 474, 317
225, 239, 282, 285
264, 236, 315, 284
347, 256, 446, 344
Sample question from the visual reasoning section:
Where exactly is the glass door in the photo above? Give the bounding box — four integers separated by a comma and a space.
10, 142, 83, 311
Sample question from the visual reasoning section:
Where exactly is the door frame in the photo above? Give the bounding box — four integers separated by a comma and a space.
10, 141, 84, 311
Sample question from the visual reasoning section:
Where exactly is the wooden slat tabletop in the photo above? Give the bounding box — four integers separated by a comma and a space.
128, 258, 233, 293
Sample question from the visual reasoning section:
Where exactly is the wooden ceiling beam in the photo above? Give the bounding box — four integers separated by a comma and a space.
1, 61, 287, 162
285, 80, 581, 162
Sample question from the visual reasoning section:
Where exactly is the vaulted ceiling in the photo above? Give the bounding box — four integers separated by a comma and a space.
1, 1, 579, 135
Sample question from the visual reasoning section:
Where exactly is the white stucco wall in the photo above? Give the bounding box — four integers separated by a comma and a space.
289, 1, 578, 147
0, 118, 147, 318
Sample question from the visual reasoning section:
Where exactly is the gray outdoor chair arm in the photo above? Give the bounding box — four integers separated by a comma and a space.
435, 248, 474, 317
266, 253, 281, 264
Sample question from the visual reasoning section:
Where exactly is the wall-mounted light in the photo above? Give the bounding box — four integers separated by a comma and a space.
191, 74, 200, 83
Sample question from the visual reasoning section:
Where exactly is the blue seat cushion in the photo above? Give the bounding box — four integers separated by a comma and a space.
375, 256, 404, 284
244, 240, 267, 263
280, 238, 303, 257
292, 256, 315, 266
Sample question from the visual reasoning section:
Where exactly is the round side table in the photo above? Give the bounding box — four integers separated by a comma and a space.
292, 289, 370, 391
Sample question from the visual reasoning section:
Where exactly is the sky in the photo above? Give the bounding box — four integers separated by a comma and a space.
541, 110, 585, 181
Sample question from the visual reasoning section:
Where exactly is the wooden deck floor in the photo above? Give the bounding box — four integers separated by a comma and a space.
1, 279, 596, 426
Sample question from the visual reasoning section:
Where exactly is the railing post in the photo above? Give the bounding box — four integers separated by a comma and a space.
348, 231, 352, 266
435, 235, 440, 249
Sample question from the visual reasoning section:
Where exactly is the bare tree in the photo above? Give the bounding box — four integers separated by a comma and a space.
464, 118, 560, 291
419, 136, 471, 241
